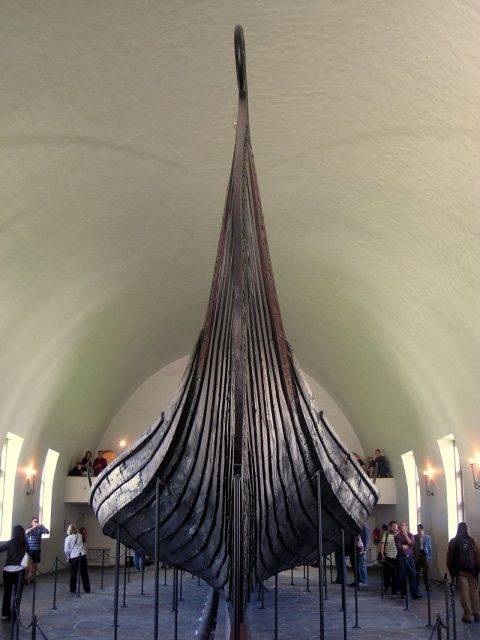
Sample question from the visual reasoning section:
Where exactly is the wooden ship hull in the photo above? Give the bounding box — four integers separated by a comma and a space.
90, 24, 378, 606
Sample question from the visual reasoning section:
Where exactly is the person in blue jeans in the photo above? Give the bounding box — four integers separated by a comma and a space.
357, 521, 370, 585
348, 521, 370, 587
395, 521, 422, 599
134, 550, 145, 572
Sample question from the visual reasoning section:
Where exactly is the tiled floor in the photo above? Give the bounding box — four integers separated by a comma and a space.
3, 563, 478, 639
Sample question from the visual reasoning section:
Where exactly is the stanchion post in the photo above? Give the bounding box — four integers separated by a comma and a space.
450, 583, 456, 640
306, 562, 310, 592
31, 613, 37, 640
179, 570, 184, 601
31, 565, 37, 618
444, 574, 450, 640
426, 580, 432, 627
51, 557, 58, 610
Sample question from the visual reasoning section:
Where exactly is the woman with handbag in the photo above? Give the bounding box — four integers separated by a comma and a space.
0, 524, 29, 622
64, 524, 90, 594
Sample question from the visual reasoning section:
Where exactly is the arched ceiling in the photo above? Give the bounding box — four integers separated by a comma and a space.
1, 2, 479, 473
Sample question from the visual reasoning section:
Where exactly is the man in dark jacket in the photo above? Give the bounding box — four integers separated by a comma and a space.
446, 522, 480, 623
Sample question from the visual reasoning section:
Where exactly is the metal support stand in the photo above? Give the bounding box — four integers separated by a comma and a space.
290, 568, 294, 585
340, 529, 347, 640
305, 563, 310, 592
172, 567, 177, 611
179, 570, 184, 601
274, 573, 278, 640
121, 545, 128, 608
113, 526, 121, 638
154, 478, 161, 640
173, 567, 179, 640
352, 539, 360, 629
233, 474, 242, 640
323, 556, 328, 600
315, 471, 325, 640
101, 549, 106, 590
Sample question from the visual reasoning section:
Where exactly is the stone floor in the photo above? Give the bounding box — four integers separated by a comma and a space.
3, 563, 479, 639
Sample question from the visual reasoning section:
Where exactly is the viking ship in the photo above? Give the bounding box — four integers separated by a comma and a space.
90, 24, 378, 619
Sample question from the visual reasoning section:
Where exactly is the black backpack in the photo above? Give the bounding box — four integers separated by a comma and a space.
455, 539, 476, 572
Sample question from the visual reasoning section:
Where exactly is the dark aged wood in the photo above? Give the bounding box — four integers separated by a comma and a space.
90, 23, 378, 618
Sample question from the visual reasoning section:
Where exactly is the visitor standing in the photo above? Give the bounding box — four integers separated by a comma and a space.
92, 450, 107, 476
413, 523, 432, 591
446, 522, 480, 624
380, 520, 399, 595
25, 516, 49, 583
0, 525, 28, 622
64, 524, 91, 594
395, 521, 422, 599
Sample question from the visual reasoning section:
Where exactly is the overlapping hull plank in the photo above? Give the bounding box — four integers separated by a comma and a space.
90, 25, 378, 601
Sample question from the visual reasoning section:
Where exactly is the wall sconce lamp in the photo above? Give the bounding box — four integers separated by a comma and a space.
468, 457, 480, 490
118, 439, 127, 449
423, 468, 434, 496
24, 465, 37, 496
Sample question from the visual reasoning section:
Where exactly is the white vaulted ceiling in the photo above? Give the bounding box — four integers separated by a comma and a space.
1, 2, 479, 490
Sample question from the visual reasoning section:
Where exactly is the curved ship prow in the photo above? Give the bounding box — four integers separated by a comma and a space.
90, 23, 378, 617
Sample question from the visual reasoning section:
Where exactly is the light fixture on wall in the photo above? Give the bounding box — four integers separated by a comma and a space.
24, 465, 37, 496
423, 468, 434, 496
468, 456, 480, 490
118, 439, 127, 449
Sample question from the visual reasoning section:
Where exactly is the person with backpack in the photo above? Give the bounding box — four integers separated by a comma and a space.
446, 521, 480, 624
